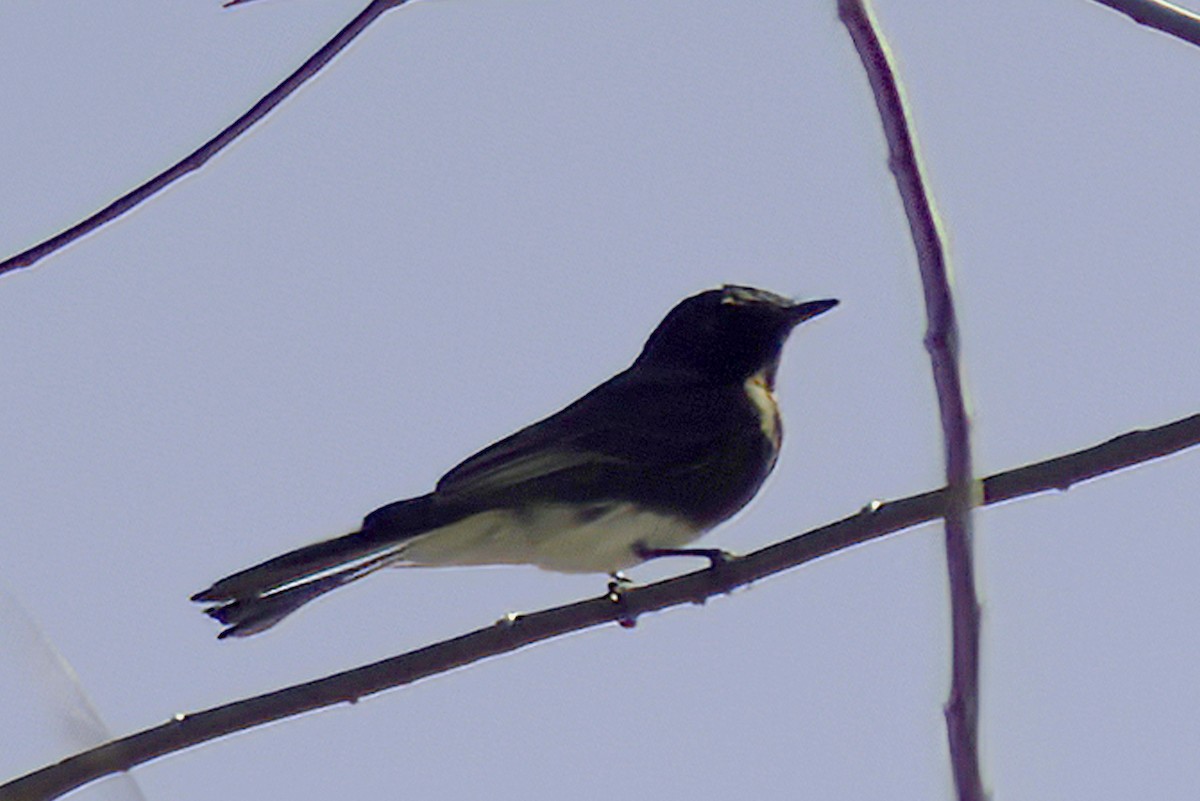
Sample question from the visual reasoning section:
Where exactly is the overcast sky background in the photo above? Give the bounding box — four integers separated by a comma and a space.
2, 1, 1199, 799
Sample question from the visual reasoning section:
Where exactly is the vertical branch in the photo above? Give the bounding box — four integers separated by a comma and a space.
0, 0, 411, 278
836, 2, 985, 800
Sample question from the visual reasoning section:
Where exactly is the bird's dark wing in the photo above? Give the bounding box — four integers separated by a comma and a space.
434, 372, 641, 501
434, 369, 773, 520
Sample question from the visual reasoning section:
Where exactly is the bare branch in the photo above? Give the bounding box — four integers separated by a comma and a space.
836, 2, 983, 798
3, 413, 1197, 801
0, 0, 411, 278
1088, 0, 1200, 48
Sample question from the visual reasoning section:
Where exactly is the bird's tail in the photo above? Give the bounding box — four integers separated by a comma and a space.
192, 494, 451, 638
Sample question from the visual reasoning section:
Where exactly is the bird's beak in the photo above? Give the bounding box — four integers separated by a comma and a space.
787, 298, 839, 325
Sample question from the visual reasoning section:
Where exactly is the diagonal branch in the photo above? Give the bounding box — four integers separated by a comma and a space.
1087, 0, 1200, 48
0, 0, 411, 278
2, 413, 1197, 801
837, 2, 983, 799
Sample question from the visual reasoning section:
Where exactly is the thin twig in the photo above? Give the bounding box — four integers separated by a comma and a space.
836, 2, 984, 799
0, 0, 411, 278
1088, 0, 1200, 48
3, 413, 1197, 801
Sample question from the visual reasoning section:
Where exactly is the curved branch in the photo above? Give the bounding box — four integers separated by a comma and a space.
1088, 0, 1200, 48
3, 413, 1197, 801
0, 0, 411, 278
837, 2, 982, 798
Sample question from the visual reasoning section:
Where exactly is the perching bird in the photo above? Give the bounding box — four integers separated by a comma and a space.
193, 285, 837, 637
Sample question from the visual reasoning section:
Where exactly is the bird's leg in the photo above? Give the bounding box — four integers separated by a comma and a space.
607, 571, 632, 598
606, 571, 638, 628
633, 543, 733, 570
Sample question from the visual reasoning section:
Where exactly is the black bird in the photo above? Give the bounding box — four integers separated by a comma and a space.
193, 286, 837, 637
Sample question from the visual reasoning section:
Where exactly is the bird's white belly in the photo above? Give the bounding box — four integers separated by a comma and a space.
397, 502, 701, 574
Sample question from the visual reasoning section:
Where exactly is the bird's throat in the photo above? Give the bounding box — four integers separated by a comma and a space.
744, 369, 782, 448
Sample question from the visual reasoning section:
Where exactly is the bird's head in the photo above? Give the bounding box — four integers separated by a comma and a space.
635, 285, 838, 382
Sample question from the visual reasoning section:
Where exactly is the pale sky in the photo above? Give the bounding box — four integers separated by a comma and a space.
2, 2, 1199, 800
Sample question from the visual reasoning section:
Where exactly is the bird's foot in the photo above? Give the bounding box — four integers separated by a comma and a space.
607, 572, 638, 628
495, 611, 522, 627
604, 573, 633, 604
859, 498, 884, 515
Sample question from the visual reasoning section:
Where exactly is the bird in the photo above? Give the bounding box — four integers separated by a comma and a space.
192, 285, 837, 637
